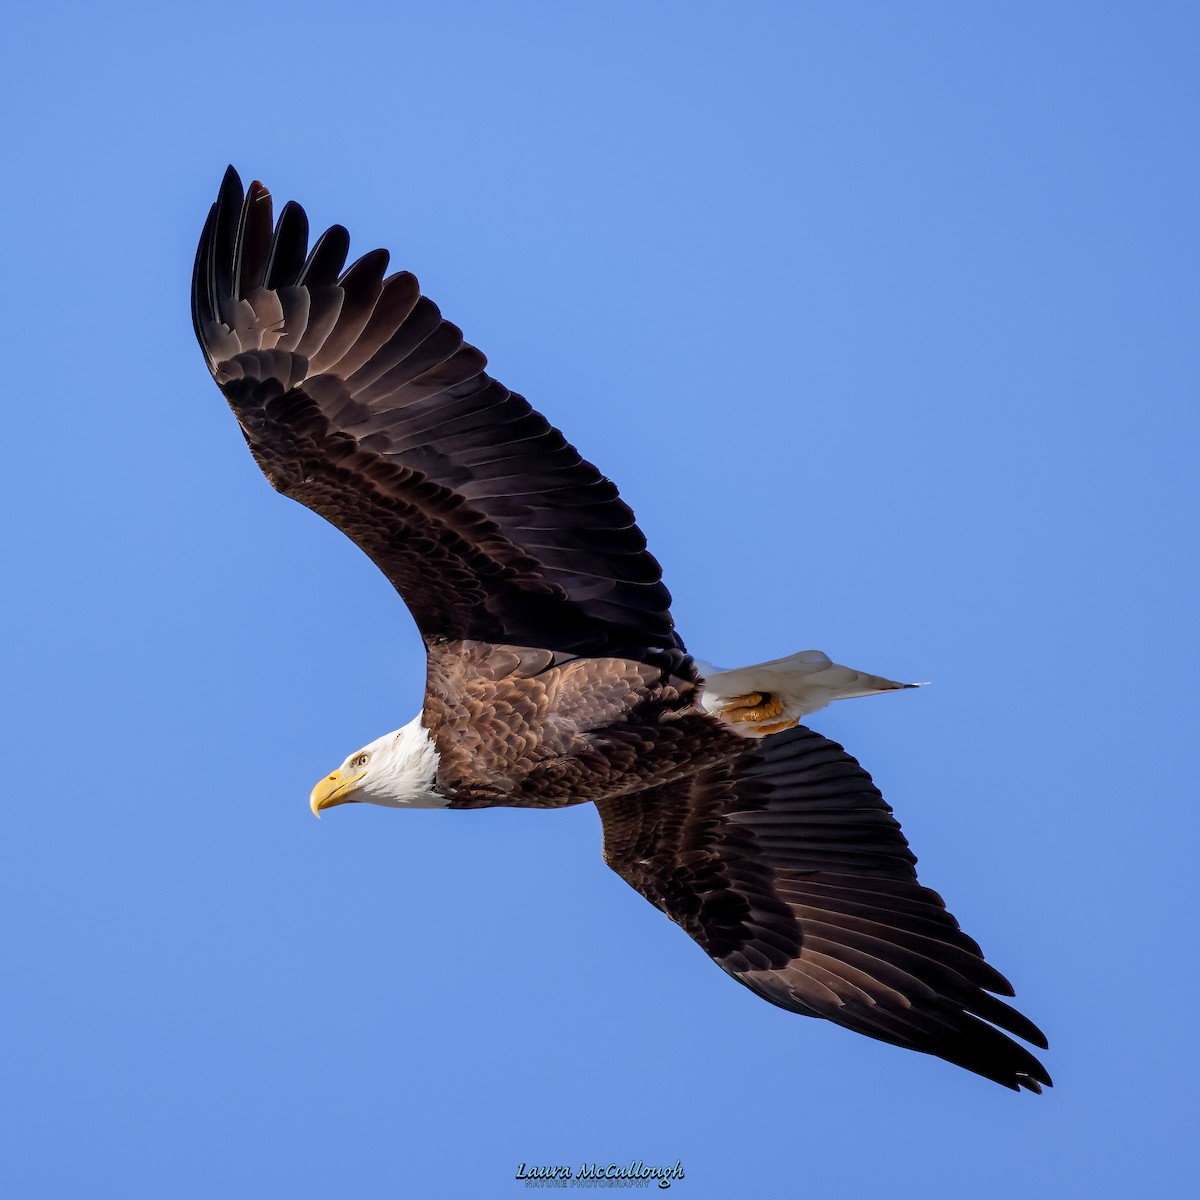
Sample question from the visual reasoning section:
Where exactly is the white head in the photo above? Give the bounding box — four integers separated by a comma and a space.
309, 715, 447, 816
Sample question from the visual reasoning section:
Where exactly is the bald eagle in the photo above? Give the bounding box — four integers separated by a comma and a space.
192, 168, 1050, 1092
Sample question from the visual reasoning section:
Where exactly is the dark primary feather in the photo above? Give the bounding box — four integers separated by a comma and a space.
598, 725, 1051, 1092
192, 167, 680, 659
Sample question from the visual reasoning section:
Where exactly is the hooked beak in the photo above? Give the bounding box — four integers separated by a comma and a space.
309, 768, 367, 818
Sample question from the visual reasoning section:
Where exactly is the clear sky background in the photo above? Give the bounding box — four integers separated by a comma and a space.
2, 3, 1197, 1197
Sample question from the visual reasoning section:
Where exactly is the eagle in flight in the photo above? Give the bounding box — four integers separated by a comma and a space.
192, 167, 1050, 1092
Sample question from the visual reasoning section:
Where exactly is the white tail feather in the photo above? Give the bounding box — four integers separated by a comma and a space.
697, 650, 922, 738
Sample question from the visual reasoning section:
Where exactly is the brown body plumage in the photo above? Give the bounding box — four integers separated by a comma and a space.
192, 167, 1050, 1092
422, 640, 713, 809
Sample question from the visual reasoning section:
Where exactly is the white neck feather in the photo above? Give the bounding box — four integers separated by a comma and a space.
360, 716, 446, 809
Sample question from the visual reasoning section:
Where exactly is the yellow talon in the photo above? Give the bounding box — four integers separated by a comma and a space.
754, 717, 800, 735
722, 693, 786, 724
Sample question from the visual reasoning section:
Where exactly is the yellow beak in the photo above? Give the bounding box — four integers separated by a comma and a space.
309, 768, 367, 818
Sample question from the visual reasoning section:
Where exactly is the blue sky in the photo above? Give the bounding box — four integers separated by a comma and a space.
3, 2, 1197, 1196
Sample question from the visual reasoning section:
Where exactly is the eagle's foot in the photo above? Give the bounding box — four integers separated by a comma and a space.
721, 692, 783, 723
717, 692, 800, 736
751, 717, 800, 735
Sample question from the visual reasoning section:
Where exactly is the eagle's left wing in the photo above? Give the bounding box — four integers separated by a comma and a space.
192, 168, 680, 661
596, 725, 1051, 1091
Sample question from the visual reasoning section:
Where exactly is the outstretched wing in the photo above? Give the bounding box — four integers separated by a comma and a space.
597, 725, 1051, 1092
192, 167, 680, 659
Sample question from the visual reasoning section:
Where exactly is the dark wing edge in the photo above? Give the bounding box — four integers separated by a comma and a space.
597, 725, 1051, 1093
192, 166, 681, 659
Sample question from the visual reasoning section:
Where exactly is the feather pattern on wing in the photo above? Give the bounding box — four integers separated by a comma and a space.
598, 724, 1051, 1092
192, 167, 680, 659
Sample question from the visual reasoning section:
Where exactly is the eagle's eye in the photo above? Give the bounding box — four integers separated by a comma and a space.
350, 752, 370, 769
